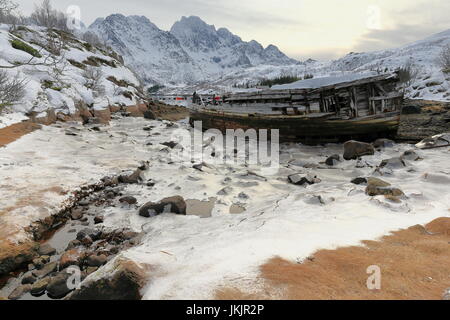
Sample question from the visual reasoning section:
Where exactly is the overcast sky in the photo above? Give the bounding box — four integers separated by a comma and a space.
13, 0, 450, 61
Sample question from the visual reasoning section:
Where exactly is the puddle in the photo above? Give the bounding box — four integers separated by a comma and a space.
186, 198, 217, 218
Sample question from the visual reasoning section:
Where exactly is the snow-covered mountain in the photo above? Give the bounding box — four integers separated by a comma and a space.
171, 28, 450, 102
88, 14, 299, 85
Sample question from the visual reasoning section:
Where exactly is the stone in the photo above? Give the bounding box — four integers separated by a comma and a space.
217, 187, 233, 196
86, 254, 107, 267
21, 273, 37, 285
160, 141, 178, 149
373, 139, 395, 149
139, 196, 187, 217
70, 209, 83, 220
366, 185, 404, 197
80, 236, 93, 247
119, 196, 137, 205
367, 177, 391, 187
47, 272, 72, 299
30, 277, 50, 296
59, 249, 85, 269
379, 157, 406, 169
77, 228, 102, 241
343, 141, 375, 160
66, 240, 81, 250
32, 261, 57, 278
325, 154, 341, 166
68, 259, 147, 300
238, 192, 249, 200
401, 150, 421, 161
118, 169, 142, 184
143, 110, 156, 120
8, 284, 31, 300
94, 216, 104, 224
351, 177, 368, 185
37, 243, 56, 256
288, 173, 321, 186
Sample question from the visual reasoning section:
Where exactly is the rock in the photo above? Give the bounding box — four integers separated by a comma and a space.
379, 157, 406, 169
37, 244, 56, 256
238, 192, 249, 200
32, 261, 57, 278
32, 257, 45, 270
401, 150, 421, 161
8, 284, 31, 300
139, 196, 187, 217
217, 187, 233, 196
161, 141, 178, 149
416, 133, 450, 149
68, 259, 147, 300
367, 177, 391, 187
47, 272, 72, 299
86, 267, 98, 275
59, 249, 85, 269
76, 228, 102, 241
21, 273, 37, 285
70, 209, 83, 220
94, 216, 104, 224
143, 110, 156, 120
325, 154, 341, 166
80, 236, 93, 247
373, 139, 395, 149
351, 177, 368, 185
119, 196, 137, 205
30, 277, 50, 296
384, 195, 402, 203
118, 169, 143, 184
402, 105, 422, 114
343, 141, 375, 160
146, 180, 156, 187
288, 173, 321, 186
86, 254, 107, 267
66, 240, 81, 250
366, 183, 404, 197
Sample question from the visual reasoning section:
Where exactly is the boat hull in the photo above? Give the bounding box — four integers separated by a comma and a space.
189, 109, 401, 143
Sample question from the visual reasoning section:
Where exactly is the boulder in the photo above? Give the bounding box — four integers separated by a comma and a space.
59, 249, 86, 269
288, 173, 321, 186
94, 216, 104, 224
366, 179, 404, 197
21, 273, 37, 285
343, 141, 375, 160
351, 177, 368, 185
325, 154, 341, 166
160, 141, 178, 149
47, 272, 72, 299
32, 261, 57, 278
86, 254, 108, 267
143, 110, 156, 120
70, 209, 83, 220
401, 150, 421, 161
119, 196, 137, 205
37, 244, 56, 256
30, 277, 50, 296
373, 139, 395, 149
76, 228, 102, 241
118, 169, 143, 184
139, 196, 187, 217
379, 157, 406, 169
8, 284, 31, 300
68, 259, 148, 300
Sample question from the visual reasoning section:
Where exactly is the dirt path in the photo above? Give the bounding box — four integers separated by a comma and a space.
0, 121, 41, 148
216, 217, 450, 300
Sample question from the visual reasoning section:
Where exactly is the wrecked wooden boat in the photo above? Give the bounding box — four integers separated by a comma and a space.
189, 73, 404, 143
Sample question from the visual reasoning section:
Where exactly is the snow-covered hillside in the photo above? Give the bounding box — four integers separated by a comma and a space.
0, 24, 143, 127
88, 14, 299, 86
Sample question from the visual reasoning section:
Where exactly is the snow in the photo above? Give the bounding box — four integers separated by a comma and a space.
0, 24, 142, 125
0, 112, 28, 129
2, 116, 447, 299
272, 72, 380, 90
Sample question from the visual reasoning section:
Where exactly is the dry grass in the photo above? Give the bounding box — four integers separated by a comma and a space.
216, 218, 450, 300
0, 121, 41, 147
